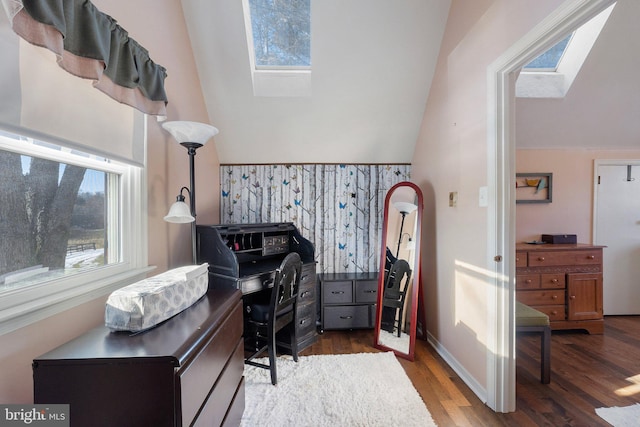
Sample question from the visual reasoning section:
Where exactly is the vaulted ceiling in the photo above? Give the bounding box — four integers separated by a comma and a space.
181, 0, 451, 164
181, 0, 639, 164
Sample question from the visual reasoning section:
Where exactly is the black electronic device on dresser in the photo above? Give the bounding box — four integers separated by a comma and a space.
196, 222, 318, 351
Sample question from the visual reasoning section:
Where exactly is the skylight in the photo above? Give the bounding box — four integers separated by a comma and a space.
247, 0, 311, 69
523, 33, 573, 71
516, 3, 615, 98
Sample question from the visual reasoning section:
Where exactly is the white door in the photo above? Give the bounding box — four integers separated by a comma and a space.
594, 161, 640, 315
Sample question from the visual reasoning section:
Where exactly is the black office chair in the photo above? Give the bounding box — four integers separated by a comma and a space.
244, 252, 302, 385
381, 259, 412, 337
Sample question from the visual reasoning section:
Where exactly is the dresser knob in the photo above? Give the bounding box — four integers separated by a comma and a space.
551, 310, 557, 315
551, 278, 558, 283
526, 279, 532, 284
552, 295, 558, 300
570, 295, 576, 300
587, 255, 595, 260
538, 256, 545, 261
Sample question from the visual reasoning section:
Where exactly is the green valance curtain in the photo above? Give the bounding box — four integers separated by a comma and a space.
4, 0, 167, 117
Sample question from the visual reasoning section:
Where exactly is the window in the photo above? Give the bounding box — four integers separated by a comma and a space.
247, 0, 311, 69
243, 0, 312, 97
516, 3, 615, 99
0, 129, 149, 335
523, 34, 573, 71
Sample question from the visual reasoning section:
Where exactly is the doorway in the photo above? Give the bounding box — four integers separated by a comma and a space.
489, 0, 617, 412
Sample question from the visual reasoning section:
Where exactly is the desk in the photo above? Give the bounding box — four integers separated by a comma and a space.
197, 223, 318, 351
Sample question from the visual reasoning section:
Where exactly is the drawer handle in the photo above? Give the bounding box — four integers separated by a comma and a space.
552, 295, 558, 300
570, 295, 576, 300
587, 255, 595, 260
537, 256, 545, 262
364, 290, 377, 294
300, 291, 309, 298
339, 316, 353, 320
332, 291, 345, 294
551, 310, 557, 315
551, 278, 558, 283
516, 257, 520, 262
526, 279, 532, 284
299, 319, 308, 325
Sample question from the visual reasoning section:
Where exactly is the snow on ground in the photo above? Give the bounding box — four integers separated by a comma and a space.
65, 249, 103, 268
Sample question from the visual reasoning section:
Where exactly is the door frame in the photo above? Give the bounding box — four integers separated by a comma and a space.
487, 0, 615, 412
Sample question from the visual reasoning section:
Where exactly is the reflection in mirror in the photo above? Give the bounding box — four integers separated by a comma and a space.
374, 181, 423, 361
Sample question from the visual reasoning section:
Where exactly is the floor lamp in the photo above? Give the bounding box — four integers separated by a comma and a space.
162, 121, 219, 264
393, 201, 417, 258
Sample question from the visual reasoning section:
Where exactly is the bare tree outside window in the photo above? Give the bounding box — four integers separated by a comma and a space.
249, 0, 311, 67
0, 135, 112, 288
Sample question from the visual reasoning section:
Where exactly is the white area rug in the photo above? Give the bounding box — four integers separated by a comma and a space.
240, 351, 437, 427
596, 403, 640, 426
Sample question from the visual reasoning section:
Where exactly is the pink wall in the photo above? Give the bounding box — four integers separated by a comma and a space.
411, 0, 565, 394
0, 1, 219, 403
516, 149, 640, 243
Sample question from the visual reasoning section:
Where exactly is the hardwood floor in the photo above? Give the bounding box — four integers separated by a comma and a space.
301, 316, 640, 426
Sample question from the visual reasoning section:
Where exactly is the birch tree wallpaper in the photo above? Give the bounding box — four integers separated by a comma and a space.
220, 164, 411, 274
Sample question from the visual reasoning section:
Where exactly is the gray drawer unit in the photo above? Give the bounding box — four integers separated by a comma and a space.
319, 272, 378, 331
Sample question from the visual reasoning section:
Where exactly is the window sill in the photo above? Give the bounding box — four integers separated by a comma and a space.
0, 265, 155, 336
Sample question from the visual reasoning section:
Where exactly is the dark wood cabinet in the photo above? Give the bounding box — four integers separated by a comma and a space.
516, 243, 605, 334
33, 286, 244, 427
319, 272, 378, 331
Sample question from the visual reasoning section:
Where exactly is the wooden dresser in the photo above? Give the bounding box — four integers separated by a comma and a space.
33, 286, 245, 427
319, 272, 378, 331
516, 243, 605, 334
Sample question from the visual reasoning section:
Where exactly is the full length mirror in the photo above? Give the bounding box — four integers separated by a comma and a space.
374, 181, 423, 361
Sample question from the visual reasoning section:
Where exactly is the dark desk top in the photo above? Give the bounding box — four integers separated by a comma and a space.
33, 285, 242, 367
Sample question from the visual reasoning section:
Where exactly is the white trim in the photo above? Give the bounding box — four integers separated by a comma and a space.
0, 120, 150, 336
0, 267, 154, 335
487, 0, 615, 412
240, 0, 312, 98
427, 332, 487, 403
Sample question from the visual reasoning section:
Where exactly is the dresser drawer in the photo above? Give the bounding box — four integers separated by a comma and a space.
516, 274, 540, 290
517, 290, 565, 306
533, 305, 566, 321
355, 279, 378, 303
298, 282, 316, 305
323, 281, 353, 304
300, 264, 317, 289
516, 251, 527, 267
296, 300, 317, 337
527, 250, 602, 267
323, 305, 370, 329
179, 302, 243, 426
540, 273, 565, 289
193, 340, 244, 427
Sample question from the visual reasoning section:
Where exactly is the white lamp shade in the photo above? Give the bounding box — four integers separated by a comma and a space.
162, 121, 219, 145
164, 200, 195, 223
393, 201, 417, 215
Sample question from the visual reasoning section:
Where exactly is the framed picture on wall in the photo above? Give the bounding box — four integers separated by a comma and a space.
516, 173, 552, 203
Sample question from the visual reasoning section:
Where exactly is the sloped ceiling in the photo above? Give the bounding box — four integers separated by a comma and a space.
516, 0, 640, 150
181, 0, 451, 164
